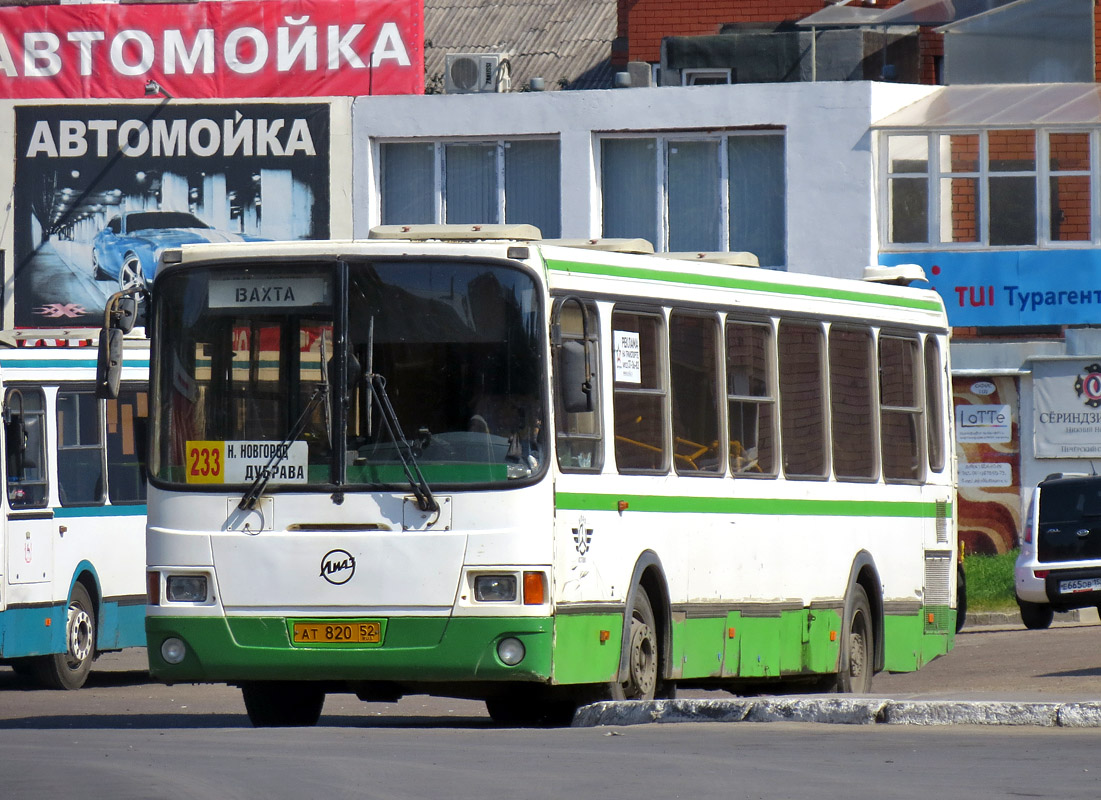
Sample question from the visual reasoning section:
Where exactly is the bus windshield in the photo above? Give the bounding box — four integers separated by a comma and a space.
150, 259, 546, 489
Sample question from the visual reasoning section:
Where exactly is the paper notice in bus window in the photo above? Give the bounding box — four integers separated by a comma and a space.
614, 330, 642, 384
209, 276, 330, 309
185, 441, 309, 484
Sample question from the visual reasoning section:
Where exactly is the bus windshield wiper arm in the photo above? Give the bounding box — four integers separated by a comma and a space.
368, 373, 438, 513
238, 385, 327, 511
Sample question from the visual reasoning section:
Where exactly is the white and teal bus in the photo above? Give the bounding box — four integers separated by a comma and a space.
0, 340, 149, 689
117, 226, 956, 725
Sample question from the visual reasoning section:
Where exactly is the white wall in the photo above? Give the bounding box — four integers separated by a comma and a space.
352, 81, 938, 280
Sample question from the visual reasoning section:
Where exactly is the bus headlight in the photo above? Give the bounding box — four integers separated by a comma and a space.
166, 575, 209, 603
161, 638, 187, 665
497, 637, 525, 666
474, 575, 517, 602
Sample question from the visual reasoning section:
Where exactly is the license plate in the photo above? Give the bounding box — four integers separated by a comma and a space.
1058, 578, 1101, 595
291, 620, 384, 646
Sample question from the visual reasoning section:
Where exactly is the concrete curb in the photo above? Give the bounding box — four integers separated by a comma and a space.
571, 698, 1101, 728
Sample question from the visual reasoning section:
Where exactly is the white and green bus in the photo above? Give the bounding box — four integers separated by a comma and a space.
114, 226, 956, 725
0, 340, 149, 689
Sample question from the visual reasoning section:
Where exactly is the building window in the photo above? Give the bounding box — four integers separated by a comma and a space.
600, 132, 786, 266
882, 129, 1094, 249
379, 139, 561, 237
682, 69, 732, 86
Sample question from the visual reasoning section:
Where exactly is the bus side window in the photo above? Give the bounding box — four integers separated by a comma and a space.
829, 325, 877, 481
671, 311, 722, 475
612, 308, 668, 474
725, 319, 776, 476
5, 388, 49, 508
57, 390, 105, 507
924, 336, 946, 473
778, 320, 828, 479
106, 389, 149, 504
553, 298, 603, 472
880, 334, 924, 482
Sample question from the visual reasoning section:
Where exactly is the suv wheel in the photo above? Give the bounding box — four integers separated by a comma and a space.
1018, 600, 1054, 630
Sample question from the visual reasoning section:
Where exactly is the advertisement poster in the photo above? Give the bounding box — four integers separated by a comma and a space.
14, 102, 330, 328
0, 0, 422, 99
953, 376, 1021, 555
1033, 359, 1101, 458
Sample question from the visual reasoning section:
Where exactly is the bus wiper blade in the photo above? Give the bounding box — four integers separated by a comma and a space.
368, 373, 439, 514
238, 385, 327, 511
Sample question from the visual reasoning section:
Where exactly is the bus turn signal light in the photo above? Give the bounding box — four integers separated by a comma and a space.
523, 572, 545, 605
147, 572, 160, 605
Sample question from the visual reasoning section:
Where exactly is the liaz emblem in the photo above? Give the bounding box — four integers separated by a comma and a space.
572, 515, 593, 559
320, 549, 356, 585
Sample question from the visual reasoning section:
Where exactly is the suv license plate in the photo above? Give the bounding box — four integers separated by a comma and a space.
1058, 578, 1101, 594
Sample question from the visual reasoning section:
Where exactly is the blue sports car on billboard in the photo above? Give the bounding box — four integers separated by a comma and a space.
91, 210, 265, 290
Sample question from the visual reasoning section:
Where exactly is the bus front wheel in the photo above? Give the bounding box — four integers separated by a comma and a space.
32, 582, 96, 690
241, 681, 326, 727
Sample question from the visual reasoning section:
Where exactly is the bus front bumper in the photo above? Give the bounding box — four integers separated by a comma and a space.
146, 614, 553, 685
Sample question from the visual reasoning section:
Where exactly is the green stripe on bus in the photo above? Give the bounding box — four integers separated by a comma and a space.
544, 259, 943, 313
556, 492, 947, 518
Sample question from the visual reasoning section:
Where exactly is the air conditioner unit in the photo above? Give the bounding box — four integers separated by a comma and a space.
445, 53, 510, 94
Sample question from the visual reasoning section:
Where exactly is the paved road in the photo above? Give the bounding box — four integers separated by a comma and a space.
2, 619, 1101, 800
1, 613, 1099, 725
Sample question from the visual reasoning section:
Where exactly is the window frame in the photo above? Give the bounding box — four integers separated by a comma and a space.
56, 388, 107, 508
724, 315, 778, 478
669, 309, 724, 477
378, 137, 562, 237
880, 127, 1099, 250
598, 130, 787, 264
611, 306, 669, 475
878, 331, 926, 484
552, 296, 604, 474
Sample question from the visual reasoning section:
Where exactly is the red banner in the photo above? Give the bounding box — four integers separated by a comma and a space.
0, 0, 422, 99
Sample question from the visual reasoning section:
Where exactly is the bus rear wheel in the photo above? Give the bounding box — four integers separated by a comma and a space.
610, 587, 658, 701
831, 584, 874, 694
241, 681, 325, 727
32, 582, 96, 690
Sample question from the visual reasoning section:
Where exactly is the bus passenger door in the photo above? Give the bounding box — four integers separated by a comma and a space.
4, 387, 54, 587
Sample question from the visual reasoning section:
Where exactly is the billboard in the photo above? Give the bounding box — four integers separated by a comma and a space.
0, 0, 422, 99
879, 249, 1101, 328
14, 102, 331, 329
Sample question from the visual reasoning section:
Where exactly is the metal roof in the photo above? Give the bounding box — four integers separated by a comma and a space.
874, 84, 1101, 128
425, 0, 616, 92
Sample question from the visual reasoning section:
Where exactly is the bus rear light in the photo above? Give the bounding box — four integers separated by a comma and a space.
147, 572, 161, 605
166, 575, 209, 603
523, 572, 545, 605
1034, 570, 1049, 578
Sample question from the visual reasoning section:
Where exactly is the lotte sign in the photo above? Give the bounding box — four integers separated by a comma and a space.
0, 0, 423, 99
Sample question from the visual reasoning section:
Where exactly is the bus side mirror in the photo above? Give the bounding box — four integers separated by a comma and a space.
560, 340, 593, 413
114, 295, 138, 334
96, 327, 123, 400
